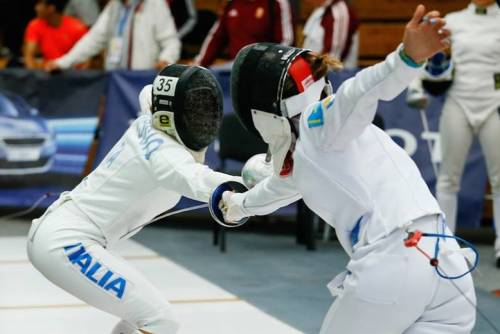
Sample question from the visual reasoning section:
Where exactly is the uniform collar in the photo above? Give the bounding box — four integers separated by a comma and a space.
468, 2, 500, 16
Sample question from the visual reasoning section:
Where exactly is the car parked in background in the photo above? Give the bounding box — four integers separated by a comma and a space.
0, 90, 56, 176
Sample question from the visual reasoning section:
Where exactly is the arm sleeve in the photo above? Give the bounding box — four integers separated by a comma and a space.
194, 12, 228, 67
65, 0, 100, 26
150, 144, 240, 203
240, 174, 301, 216
273, 0, 294, 46
24, 21, 40, 69
173, 0, 197, 38
24, 20, 40, 43
155, 0, 181, 63
55, 3, 113, 69
302, 46, 424, 151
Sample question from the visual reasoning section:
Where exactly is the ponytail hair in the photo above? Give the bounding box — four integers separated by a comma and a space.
283, 52, 343, 98
303, 52, 343, 79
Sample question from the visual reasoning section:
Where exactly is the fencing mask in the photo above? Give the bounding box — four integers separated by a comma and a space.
231, 43, 331, 175
152, 64, 223, 152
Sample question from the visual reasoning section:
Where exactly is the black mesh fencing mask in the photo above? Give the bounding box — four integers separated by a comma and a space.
152, 64, 223, 151
230, 43, 307, 137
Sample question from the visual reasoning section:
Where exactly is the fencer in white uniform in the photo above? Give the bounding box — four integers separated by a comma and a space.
27, 65, 240, 334
222, 6, 476, 334
408, 0, 500, 266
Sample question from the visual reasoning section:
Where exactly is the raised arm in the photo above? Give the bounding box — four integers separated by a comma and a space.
303, 5, 450, 151
51, 2, 114, 70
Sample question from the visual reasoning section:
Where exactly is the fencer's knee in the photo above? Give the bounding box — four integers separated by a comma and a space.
26, 224, 44, 269
26, 239, 36, 266
436, 174, 460, 194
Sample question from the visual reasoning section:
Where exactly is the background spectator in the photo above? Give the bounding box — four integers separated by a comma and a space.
46, 0, 181, 71
433, 0, 500, 266
167, 0, 197, 39
23, 0, 88, 69
302, 0, 359, 69
64, 0, 101, 27
195, 0, 295, 67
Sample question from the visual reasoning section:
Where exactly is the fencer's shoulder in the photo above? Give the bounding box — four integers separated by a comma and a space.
301, 95, 335, 131
132, 114, 152, 130
132, 115, 181, 147
445, 8, 468, 24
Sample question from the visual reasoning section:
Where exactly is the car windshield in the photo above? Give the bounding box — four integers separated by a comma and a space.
0, 94, 19, 117
9, 94, 33, 114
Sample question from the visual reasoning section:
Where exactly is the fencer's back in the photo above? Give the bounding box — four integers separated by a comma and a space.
293, 124, 441, 254
70, 116, 181, 244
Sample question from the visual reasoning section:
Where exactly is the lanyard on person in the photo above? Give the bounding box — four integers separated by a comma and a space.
108, 0, 143, 69
126, 0, 144, 69
117, 4, 132, 37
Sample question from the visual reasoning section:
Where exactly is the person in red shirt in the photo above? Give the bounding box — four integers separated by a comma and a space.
303, 0, 359, 69
24, 0, 88, 69
195, 0, 295, 68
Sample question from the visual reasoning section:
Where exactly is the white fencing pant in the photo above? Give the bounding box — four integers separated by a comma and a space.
26, 199, 179, 334
436, 96, 500, 255
319, 215, 476, 334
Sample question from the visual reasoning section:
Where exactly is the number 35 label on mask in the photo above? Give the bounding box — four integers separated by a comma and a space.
153, 76, 179, 97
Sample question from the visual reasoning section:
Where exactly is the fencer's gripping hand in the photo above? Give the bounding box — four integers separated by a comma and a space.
219, 191, 249, 223
209, 181, 249, 228
402, 5, 451, 64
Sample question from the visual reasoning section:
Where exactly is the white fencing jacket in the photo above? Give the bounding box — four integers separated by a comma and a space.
56, 0, 181, 70
69, 115, 238, 244
445, 3, 500, 127
240, 48, 442, 255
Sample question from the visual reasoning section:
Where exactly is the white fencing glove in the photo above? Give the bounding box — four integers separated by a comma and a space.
219, 191, 250, 223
